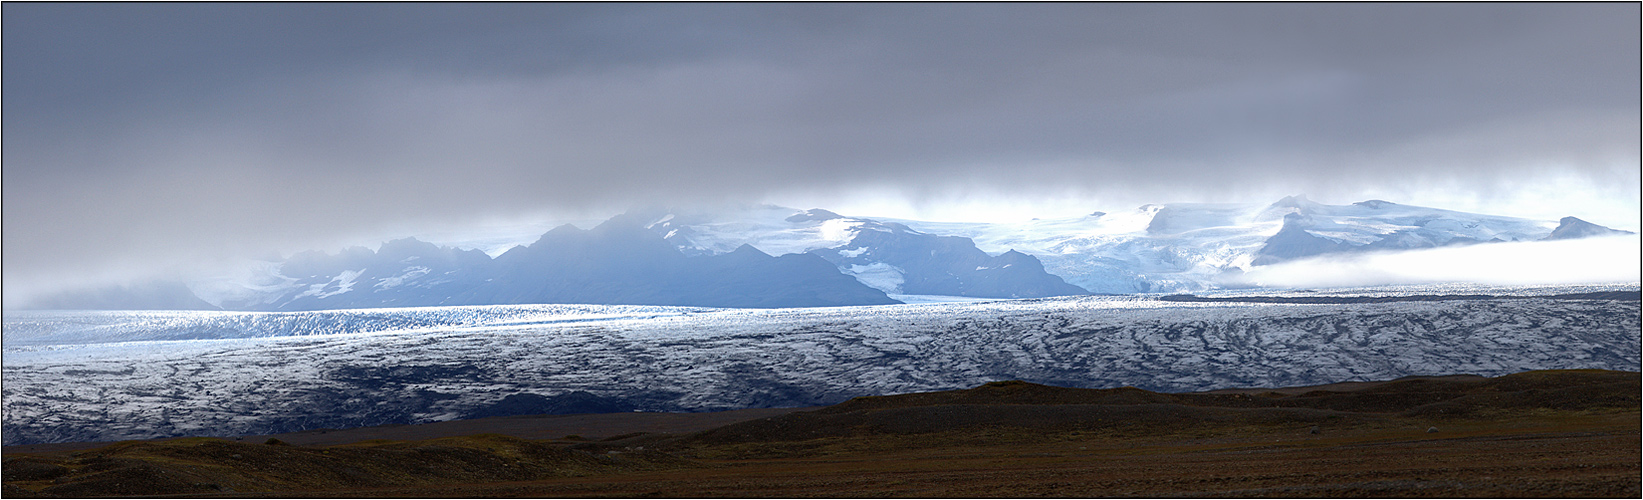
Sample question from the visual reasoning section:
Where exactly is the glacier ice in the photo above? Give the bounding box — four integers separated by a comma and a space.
3, 286, 1637, 445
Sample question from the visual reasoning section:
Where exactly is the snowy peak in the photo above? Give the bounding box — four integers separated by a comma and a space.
785, 208, 845, 223
812, 221, 1086, 298
1352, 199, 1398, 210
1546, 216, 1634, 240
622, 205, 1084, 299
1252, 213, 1354, 266
1264, 194, 1328, 216
457, 222, 897, 308
1146, 203, 1257, 235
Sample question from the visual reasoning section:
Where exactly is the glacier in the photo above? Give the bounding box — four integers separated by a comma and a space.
880, 196, 1572, 293
4, 284, 1637, 445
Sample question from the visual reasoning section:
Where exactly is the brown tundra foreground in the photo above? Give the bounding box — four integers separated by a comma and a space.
4, 369, 1638, 498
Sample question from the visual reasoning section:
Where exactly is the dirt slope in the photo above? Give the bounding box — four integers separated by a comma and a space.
5, 369, 1637, 498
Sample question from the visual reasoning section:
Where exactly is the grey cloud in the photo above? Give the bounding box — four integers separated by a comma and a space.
4, 3, 1638, 297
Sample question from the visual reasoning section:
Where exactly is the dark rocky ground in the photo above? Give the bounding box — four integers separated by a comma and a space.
4, 369, 1637, 498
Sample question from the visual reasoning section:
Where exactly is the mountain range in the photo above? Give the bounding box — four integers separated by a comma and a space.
212, 214, 901, 311
20, 196, 1634, 311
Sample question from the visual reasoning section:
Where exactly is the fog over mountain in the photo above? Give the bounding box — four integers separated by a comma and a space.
14, 197, 1637, 311
4, 3, 1638, 305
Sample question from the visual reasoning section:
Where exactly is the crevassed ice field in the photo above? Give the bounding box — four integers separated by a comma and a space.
4, 283, 1639, 445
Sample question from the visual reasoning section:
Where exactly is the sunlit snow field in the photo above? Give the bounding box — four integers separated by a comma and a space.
3, 283, 1638, 445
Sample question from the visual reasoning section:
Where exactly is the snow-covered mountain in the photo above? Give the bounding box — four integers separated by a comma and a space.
637, 206, 1087, 299
16, 196, 1633, 311
205, 215, 899, 311
884, 196, 1623, 293
243, 237, 495, 311
4, 288, 1637, 444
578, 196, 1628, 295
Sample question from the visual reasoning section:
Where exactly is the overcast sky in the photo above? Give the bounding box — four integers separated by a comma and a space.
4, 3, 1639, 295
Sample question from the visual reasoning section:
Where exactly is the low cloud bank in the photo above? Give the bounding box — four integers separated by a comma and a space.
1240, 234, 1640, 288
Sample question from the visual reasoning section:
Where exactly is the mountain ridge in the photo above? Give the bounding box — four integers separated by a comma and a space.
15, 197, 1634, 310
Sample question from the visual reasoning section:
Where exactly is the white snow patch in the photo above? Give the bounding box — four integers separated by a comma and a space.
295, 269, 365, 299
817, 219, 864, 245
375, 266, 432, 290
887, 294, 996, 304
642, 205, 863, 256
839, 247, 869, 258
845, 263, 905, 294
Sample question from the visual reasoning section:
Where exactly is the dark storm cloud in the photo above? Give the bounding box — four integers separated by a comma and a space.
4, 3, 1639, 295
